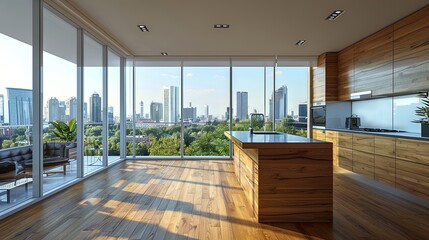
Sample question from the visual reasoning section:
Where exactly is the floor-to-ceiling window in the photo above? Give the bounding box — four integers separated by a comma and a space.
274, 61, 309, 137
134, 61, 182, 157
183, 60, 230, 157
83, 34, 104, 174
42, 7, 78, 191
232, 59, 275, 131
107, 50, 121, 164
0, 0, 33, 211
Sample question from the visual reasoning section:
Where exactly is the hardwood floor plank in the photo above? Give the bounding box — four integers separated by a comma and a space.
1, 160, 429, 239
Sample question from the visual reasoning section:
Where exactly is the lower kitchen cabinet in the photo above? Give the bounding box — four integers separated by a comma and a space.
353, 150, 375, 180
338, 147, 353, 171
374, 155, 396, 187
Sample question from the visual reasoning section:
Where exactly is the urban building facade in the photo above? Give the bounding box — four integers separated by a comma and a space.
90, 92, 102, 123
163, 86, 179, 123
150, 102, 163, 123
236, 91, 248, 120
0, 94, 4, 124
6, 88, 32, 126
269, 86, 288, 120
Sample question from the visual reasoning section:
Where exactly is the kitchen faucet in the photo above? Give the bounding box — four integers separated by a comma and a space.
249, 113, 265, 134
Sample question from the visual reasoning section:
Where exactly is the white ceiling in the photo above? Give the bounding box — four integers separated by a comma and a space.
67, 0, 429, 56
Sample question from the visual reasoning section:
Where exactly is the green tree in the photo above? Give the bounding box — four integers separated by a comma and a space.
149, 136, 180, 156
2, 140, 14, 149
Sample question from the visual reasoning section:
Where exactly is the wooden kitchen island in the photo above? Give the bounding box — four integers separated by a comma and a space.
225, 131, 333, 223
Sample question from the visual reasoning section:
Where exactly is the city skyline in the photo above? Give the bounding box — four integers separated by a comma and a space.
236, 91, 249, 120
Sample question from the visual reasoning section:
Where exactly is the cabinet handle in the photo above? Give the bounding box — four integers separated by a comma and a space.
411, 40, 429, 49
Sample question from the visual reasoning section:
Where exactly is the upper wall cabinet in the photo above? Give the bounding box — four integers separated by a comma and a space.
354, 26, 394, 96
394, 6, 429, 94
337, 47, 354, 101
312, 53, 338, 103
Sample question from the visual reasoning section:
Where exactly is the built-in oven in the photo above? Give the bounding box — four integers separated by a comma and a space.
311, 104, 326, 128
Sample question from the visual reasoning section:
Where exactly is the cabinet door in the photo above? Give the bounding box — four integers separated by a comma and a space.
338, 132, 353, 149
394, 6, 429, 94
353, 150, 375, 180
312, 66, 325, 103
338, 147, 353, 171
337, 47, 354, 101
352, 133, 374, 153
354, 26, 393, 96
375, 155, 395, 187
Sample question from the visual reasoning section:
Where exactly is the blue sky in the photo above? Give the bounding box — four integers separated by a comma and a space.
1, 32, 308, 123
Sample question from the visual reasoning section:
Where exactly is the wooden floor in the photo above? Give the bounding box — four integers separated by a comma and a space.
0, 160, 429, 239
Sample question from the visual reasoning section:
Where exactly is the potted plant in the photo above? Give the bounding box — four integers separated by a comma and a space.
49, 118, 77, 159
414, 96, 429, 137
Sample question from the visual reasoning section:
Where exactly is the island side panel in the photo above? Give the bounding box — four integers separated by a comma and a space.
257, 143, 333, 222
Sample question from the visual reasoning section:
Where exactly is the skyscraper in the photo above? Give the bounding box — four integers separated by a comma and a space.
108, 106, 114, 124
0, 94, 4, 124
204, 105, 210, 121
140, 101, 144, 119
298, 103, 307, 122
163, 86, 179, 123
48, 97, 60, 122
225, 107, 230, 122
83, 102, 88, 121
269, 85, 288, 120
183, 102, 197, 121
150, 102, 163, 123
59, 101, 66, 122
66, 97, 78, 121
90, 92, 102, 123
236, 91, 248, 120
7, 88, 33, 126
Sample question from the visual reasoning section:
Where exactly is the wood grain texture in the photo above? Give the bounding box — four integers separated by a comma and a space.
312, 129, 326, 141
325, 131, 339, 166
353, 150, 375, 180
374, 155, 396, 187
352, 133, 375, 153
396, 138, 429, 165
338, 147, 353, 171
354, 26, 394, 96
3, 160, 429, 239
311, 53, 338, 102
338, 132, 353, 149
233, 142, 333, 223
394, 5, 429, 94
374, 136, 396, 157
396, 159, 429, 201
337, 46, 354, 100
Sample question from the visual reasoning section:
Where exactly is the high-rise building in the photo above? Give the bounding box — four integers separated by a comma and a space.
59, 101, 66, 122
236, 91, 248, 120
66, 97, 78, 121
150, 102, 163, 123
0, 94, 4, 124
183, 102, 197, 121
163, 86, 179, 123
269, 86, 288, 120
225, 107, 230, 122
140, 101, 144, 119
7, 88, 32, 126
204, 105, 210, 121
83, 102, 88, 121
108, 106, 114, 124
48, 97, 60, 122
298, 103, 307, 122
90, 92, 102, 123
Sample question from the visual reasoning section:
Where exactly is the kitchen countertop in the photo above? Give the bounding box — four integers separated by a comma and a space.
225, 131, 328, 148
325, 128, 429, 141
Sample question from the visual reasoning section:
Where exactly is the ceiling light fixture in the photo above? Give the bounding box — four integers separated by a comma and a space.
161, 52, 168, 56
214, 24, 230, 29
138, 25, 149, 32
326, 10, 344, 20
296, 40, 306, 46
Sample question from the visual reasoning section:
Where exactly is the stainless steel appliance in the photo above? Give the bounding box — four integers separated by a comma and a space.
311, 105, 326, 128
345, 114, 361, 130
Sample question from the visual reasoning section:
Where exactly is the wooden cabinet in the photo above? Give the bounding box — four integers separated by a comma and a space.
354, 26, 394, 96
311, 53, 338, 103
374, 136, 396, 187
352, 133, 375, 153
393, 6, 429, 94
396, 138, 429, 165
352, 133, 375, 179
312, 129, 326, 141
337, 47, 354, 101
338, 147, 353, 171
325, 131, 339, 166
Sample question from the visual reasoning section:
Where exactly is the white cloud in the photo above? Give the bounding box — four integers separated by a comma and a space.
276, 70, 284, 76
186, 72, 193, 78
160, 73, 179, 79
212, 74, 226, 81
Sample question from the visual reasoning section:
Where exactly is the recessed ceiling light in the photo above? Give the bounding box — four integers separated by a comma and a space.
138, 25, 149, 32
161, 52, 168, 56
296, 40, 306, 46
214, 24, 230, 29
326, 10, 344, 20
